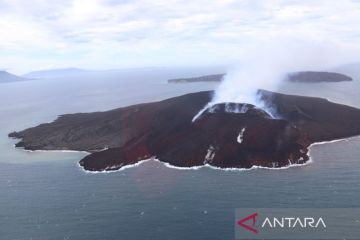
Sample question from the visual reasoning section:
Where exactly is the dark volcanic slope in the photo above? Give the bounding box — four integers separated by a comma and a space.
167, 71, 352, 83
9, 91, 360, 171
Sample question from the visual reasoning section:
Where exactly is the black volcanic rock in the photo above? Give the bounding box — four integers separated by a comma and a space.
167, 71, 352, 83
9, 91, 360, 172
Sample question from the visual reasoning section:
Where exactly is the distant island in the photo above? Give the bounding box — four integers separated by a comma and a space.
0, 71, 31, 84
168, 71, 352, 83
168, 74, 225, 83
287, 71, 353, 83
24, 68, 95, 79
9, 90, 360, 172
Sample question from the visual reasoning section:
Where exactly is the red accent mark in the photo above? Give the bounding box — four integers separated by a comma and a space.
237, 212, 258, 234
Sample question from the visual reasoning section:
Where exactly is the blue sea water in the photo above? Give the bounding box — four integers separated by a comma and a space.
0, 67, 359, 240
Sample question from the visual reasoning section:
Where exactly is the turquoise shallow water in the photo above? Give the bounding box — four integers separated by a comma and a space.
0, 67, 359, 240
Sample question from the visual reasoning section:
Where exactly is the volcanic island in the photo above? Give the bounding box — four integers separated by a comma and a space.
9, 89, 360, 172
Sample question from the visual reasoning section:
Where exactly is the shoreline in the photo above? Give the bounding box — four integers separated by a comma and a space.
308, 135, 359, 147
12, 135, 360, 174
77, 135, 360, 173
13, 144, 110, 154
78, 157, 315, 174
23, 149, 90, 154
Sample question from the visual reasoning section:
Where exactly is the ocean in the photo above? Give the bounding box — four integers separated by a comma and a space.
0, 67, 359, 240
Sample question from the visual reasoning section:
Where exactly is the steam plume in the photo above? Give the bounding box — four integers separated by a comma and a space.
193, 38, 346, 122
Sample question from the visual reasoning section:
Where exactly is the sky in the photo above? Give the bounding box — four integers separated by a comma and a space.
1, 0, 360, 74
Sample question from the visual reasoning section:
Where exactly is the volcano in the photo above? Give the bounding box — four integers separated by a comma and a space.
9, 90, 360, 172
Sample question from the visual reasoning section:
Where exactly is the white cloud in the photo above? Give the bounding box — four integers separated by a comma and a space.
0, 0, 360, 73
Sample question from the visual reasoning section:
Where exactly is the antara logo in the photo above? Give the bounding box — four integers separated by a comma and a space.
237, 213, 258, 233
261, 217, 327, 228
237, 213, 326, 234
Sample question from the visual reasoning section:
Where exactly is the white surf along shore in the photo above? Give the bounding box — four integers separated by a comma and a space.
11, 132, 359, 174
78, 135, 360, 174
